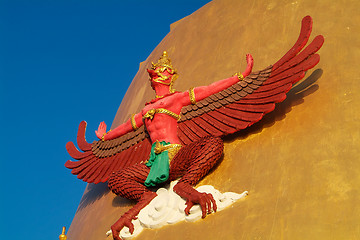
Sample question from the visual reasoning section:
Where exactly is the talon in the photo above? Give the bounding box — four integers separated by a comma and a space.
184, 200, 194, 215
192, 192, 216, 218
111, 214, 135, 240
174, 182, 218, 218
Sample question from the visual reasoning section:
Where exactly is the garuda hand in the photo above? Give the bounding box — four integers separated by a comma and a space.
95, 121, 107, 139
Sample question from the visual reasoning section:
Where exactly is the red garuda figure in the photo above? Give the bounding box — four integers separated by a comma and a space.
65, 16, 323, 240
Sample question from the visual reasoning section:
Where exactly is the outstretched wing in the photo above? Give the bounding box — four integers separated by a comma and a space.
178, 16, 324, 145
65, 121, 151, 184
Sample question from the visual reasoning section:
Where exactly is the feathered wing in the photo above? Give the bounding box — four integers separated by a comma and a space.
65, 16, 323, 182
178, 16, 324, 145
65, 121, 152, 184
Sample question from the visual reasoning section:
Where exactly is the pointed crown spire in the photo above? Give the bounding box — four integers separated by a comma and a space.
151, 51, 175, 73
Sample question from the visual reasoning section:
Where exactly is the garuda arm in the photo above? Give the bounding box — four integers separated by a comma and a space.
189, 53, 254, 103
95, 111, 144, 141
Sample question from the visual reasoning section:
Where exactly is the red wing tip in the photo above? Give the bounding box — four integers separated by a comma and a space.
83, 177, 93, 183
275, 93, 287, 103
101, 176, 109, 182
294, 72, 306, 84
314, 35, 325, 46
313, 54, 321, 65
264, 104, 276, 114
93, 179, 103, 184
303, 15, 313, 23
315, 34, 324, 40
64, 160, 73, 168
79, 121, 87, 131
65, 141, 75, 151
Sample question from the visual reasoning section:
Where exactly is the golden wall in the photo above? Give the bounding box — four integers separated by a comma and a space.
67, 0, 360, 239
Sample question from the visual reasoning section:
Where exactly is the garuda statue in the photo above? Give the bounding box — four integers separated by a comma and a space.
65, 16, 323, 240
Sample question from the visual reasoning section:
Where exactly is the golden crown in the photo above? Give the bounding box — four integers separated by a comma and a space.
149, 51, 178, 94
151, 51, 176, 73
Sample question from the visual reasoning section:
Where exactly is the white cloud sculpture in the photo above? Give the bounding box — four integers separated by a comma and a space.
107, 181, 248, 239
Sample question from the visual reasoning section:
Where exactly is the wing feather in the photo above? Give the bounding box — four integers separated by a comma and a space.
70, 156, 97, 175
65, 121, 151, 183
202, 113, 236, 134
82, 159, 104, 183
178, 16, 324, 140
216, 107, 261, 122
66, 141, 92, 160
272, 15, 313, 70
65, 154, 95, 169
177, 125, 193, 145
226, 102, 275, 113
209, 110, 241, 129
100, 155, 118, 182
93, 156, 114, 184
115, 143, 137, 172
195, 117, 224, 136
273, 35, 324, 76
179, 121, 201, 141
183, 118, 210, 138
245, 83, 292, 99
259, 72, 304, 91
76, 121, 92, 151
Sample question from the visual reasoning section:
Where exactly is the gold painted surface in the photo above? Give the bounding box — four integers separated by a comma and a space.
67, 0, 360, 239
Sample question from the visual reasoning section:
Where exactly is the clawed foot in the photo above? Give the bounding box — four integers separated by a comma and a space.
174, 182, 217, 218
111, 213, 136, 240
110, 191, 157, 240
184, 191, 217, 218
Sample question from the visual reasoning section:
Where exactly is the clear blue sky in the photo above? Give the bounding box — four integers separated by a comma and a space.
0, 1, 211, 239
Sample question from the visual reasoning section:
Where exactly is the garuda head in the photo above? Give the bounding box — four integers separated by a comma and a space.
147, 51, 178, 93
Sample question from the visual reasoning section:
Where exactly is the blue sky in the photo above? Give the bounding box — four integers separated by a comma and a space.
0, 1, 210, 239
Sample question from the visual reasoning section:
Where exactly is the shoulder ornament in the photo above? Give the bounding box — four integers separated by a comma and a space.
189, 87, 196, 105
130, 114, 139, 131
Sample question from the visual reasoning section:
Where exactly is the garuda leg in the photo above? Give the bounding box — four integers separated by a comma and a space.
170, 136, 224, 218
108, 164, 156, 240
